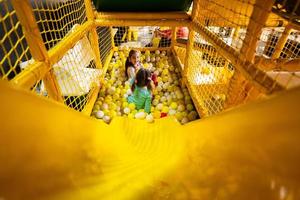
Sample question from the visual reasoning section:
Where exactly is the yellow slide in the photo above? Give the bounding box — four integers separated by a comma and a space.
1, 81, 300, 200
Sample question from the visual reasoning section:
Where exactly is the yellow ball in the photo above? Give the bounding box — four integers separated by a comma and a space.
162, 106, 169, 113
162, 76, 169, 83
153, 111, 161, 119
128, 113, 134, 119
122, 102, 129, 108
110, 103, 117, 110
128, 103, 136, 111
187, 104, 194, 111
109, 110, 117, 118
113, 93, 120, 100
104, 95, 113, 103
170, 102, 178, 110
175, 112, 184, 121
162, 69, 168, 76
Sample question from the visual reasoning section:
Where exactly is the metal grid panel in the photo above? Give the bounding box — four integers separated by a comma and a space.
280, 30, 300, 59
256, 27, 285, 57
112, 26, 173, 48
257, 29, 300, 90
31, 0, 87, 50
195, 0, 255, 51
256, 28, 300, 59
185, 31, 267, 116
0, 0, 32, 80
186, 32, 236, 116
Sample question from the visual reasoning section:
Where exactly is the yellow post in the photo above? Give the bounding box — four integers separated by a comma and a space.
11, 0, 63, 102
226, 0, 275, 107
110, 26, 116, 48
96, 11, 190, 20
240, 0, 275, 63
95, 19, 190, 27
232, 26, 240, 41
84, 0, 102, 69
191, 0, 200, 20
171, 27, 177, 49
183, 30, 195, 82
271, 24, 292, 59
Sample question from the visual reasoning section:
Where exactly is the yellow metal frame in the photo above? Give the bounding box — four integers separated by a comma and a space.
11, 0, 63, 102
96, 12, 190, 20
95, 19, 191, 27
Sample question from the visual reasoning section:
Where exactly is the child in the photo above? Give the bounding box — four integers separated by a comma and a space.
127, 68, 155, 114
125, 50, 142, 81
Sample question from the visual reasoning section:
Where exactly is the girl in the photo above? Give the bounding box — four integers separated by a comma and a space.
125, 50, 142, 80
127, 68, 155, 114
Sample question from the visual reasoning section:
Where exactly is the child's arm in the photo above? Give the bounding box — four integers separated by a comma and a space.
127, 67, 135, 80
144, 96, 151, 114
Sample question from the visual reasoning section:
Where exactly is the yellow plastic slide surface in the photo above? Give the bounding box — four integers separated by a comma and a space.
1, 81, 300, 200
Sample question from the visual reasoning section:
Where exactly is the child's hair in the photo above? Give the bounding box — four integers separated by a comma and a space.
131, 68, 152, 91
125, 49, 138, 78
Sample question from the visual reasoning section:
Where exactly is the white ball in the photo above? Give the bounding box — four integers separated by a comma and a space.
181, 117, 189, 124
124, 107, 130, 114
146, 114, 154, 123
178, 105, 185, 112
95, 110, 104, 119
163, 83, 169, 90
107, 86, 116, 95
146, 56, 151, 62
102, 103, 109, 110
156, 85, 162, 92
156, 103, 163, 111
151, 57, 156, 63
103, 115, 111, 123
152, 99, 159, 106
148, 63, 153, 69
135, 112, 146, 119
155, 50, 160, 55
113, 51, 119, 57
126, 89, 132, 95
168, 109, 176, 116
160, 96, 167, 102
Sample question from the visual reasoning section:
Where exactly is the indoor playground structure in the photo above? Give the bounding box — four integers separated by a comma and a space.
1, 0, 300, 199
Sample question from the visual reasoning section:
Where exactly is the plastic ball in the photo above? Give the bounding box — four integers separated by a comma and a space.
128, 103, 136, 110
103, 115, 111, 123
187, 111, 198, 121
146, 114, 154, 123
181, 117, 189, 124
123, 107, 130, 114
156, 103, 163, 111
187, 104, 194, 111
95, 110, 104, 119
177, 105, 185, 112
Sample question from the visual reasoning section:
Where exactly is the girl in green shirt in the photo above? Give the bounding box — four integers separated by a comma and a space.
127, 68, 155, 113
